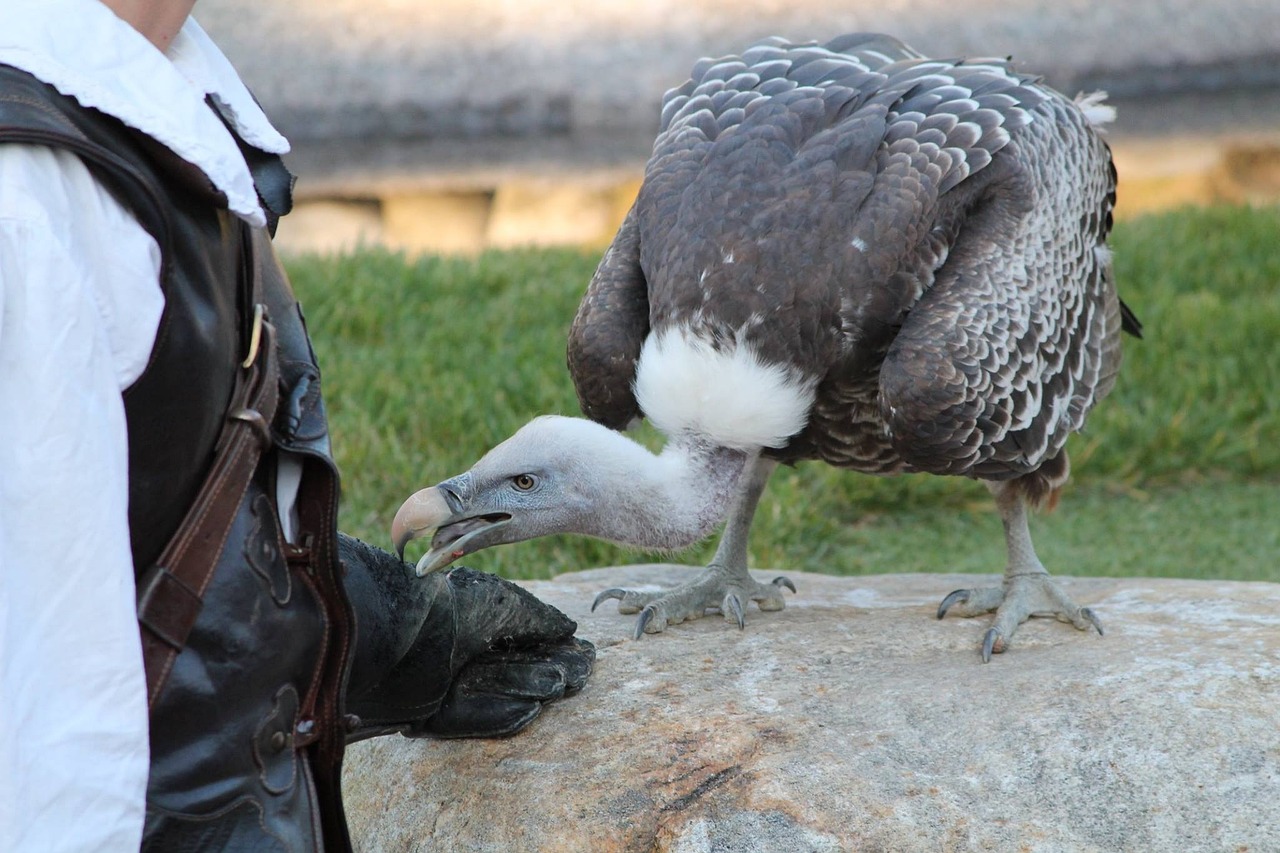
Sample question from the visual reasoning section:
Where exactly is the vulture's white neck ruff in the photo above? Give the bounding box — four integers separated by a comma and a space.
634, 327, 815, 450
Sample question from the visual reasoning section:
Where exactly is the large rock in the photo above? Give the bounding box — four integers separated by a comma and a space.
342, 565, 1280, 852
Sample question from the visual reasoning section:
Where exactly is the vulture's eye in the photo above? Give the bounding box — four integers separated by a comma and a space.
512, 474, 536, 491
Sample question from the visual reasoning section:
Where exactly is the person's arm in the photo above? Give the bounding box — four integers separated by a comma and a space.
0, 144, 164, 850
338, 534, 594, 740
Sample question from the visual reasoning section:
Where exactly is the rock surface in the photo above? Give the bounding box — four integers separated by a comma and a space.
343, 565, 1280, 852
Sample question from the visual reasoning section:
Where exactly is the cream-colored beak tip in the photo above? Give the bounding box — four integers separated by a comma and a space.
391, 487, 451, 558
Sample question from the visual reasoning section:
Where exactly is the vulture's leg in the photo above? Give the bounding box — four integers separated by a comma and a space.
936, 480, 1102, 661
592, 456, 795, 638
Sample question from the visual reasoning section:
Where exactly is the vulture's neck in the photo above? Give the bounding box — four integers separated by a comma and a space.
585, 431, 752, 551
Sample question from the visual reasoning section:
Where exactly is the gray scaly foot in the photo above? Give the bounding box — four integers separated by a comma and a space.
937, 571, 1102, 662
593, 566, 795, 638
937, 479, 1102, 661
593, 455, 796, 639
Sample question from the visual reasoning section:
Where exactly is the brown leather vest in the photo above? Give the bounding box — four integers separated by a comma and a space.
0, 66, 354, 851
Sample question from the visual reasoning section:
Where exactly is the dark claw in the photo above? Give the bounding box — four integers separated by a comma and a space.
772, 576, 797, 594
1082, 607, 1104, 636
634, 605, 655, 640
937, 589, 970, 620
725, 594, 745, 630
981, 627, 1002, 663
592, 588, 626, 612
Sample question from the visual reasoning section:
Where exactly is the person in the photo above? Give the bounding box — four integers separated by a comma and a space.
0, 1, 595, 850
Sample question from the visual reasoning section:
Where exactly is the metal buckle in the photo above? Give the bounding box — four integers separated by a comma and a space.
230, 407, 273, 451
242, 303, 265, 368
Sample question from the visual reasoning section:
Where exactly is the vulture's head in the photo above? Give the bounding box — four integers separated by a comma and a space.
391, 415, 658, 576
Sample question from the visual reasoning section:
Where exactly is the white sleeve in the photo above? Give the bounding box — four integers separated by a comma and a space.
0, 145, 164, 852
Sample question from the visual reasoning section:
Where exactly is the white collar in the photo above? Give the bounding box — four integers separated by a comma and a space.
0, 0, 290, 227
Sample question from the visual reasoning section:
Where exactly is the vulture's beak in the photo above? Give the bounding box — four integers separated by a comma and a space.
390, 478, 512, 576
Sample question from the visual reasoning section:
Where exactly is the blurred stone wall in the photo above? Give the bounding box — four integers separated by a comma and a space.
196, 0, 1280, 254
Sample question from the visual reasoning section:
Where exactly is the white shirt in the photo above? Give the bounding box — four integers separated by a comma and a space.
0, 2, 290, 849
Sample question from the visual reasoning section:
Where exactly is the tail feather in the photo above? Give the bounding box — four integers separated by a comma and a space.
1120, 298, 1143, 339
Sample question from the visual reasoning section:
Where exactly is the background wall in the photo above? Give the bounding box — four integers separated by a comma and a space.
197, 0, 1280, 253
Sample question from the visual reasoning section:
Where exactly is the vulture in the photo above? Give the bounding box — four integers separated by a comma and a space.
392, 33, 1141, 661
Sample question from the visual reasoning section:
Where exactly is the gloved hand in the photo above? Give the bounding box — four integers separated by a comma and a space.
337, 533, 594, 741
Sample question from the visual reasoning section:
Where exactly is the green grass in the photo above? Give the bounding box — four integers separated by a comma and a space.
285, 204, 1280, 583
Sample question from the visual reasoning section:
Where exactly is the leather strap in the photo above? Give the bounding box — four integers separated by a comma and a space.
136, 312, 280, 708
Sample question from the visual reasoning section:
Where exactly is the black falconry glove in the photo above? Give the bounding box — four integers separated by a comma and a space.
337, 533, 594, 741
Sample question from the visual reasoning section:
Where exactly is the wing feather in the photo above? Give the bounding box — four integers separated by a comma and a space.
567, 205, 649, 429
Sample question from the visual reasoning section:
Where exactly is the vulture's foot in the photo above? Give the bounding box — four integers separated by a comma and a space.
936, 572, 1102, 662
592, 566, 796, 639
